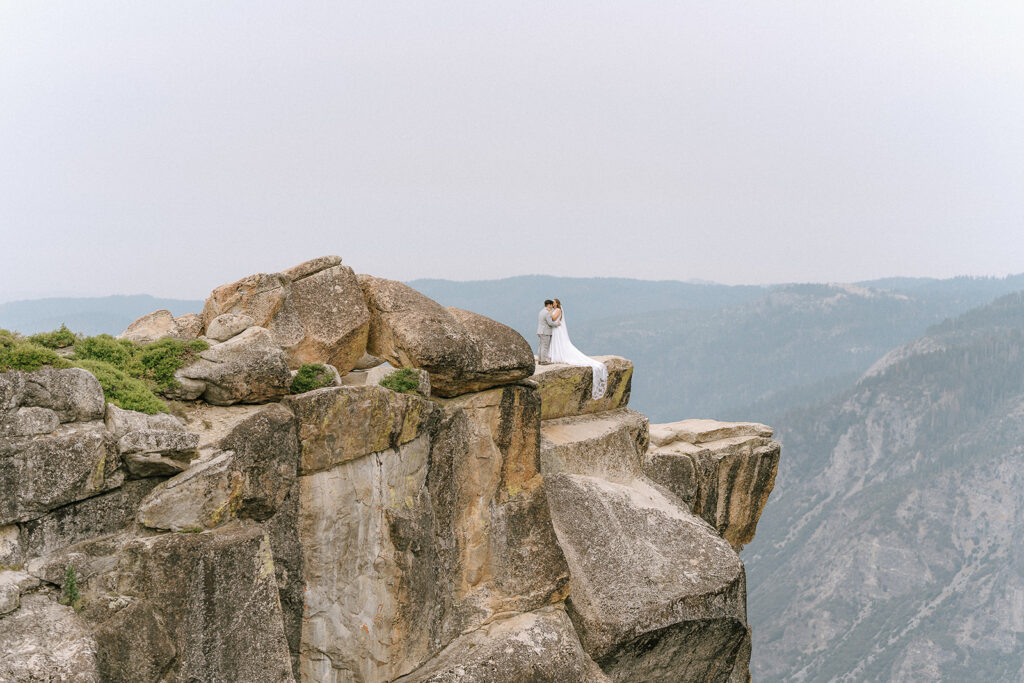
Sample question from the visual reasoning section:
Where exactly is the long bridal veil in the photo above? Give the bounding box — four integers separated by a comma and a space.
548, 314, 608, 399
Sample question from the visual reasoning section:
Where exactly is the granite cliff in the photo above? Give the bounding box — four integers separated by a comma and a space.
0, 256, 780, 682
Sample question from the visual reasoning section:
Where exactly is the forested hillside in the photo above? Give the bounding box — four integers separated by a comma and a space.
747, 292, 1024, 681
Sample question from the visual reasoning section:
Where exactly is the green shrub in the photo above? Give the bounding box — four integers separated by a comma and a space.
0, 329, 18, 350
138, 338, 208, 390
290, 363, 335, 394
1, 326, 192, 413
60, 564, 81, 611
379, 367, 421, 395
0, 339, 71, 372
27, 324, 77, 349
73, 334, 137, 371
72, 358, 168, 414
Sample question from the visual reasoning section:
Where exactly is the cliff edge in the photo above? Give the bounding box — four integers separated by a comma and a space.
0, 256, 780, 682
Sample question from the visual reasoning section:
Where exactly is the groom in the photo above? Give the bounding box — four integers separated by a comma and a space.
536, 299, 560, 364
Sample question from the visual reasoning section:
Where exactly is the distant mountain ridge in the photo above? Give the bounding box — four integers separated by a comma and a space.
414, 273, 1024, 423
6, 274, 1024, 422
0, 295, 203, 336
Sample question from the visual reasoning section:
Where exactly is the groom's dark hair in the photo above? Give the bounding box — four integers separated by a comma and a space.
544, 299, 554, 306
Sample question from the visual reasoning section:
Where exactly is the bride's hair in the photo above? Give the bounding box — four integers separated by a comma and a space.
554, 298, 562, 309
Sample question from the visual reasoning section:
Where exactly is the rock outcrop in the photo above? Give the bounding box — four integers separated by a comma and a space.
358, 275, 534, 397
200, 255, 370, 373
117, 310, 202, 344
3, 256, 781, 682
645, 419, 780, 547
532, 355, 633, 420
170, 326, 293, 405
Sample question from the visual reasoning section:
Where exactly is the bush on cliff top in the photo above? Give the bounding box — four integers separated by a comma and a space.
27, 324, 78, 349
290, 363, 335, 394
73, 359, 169, 414
0, 332, 72, 372
379, 367, 421, 395
0, 326, 209, 415
73, 334, 138, 370
138, 338, 208, 390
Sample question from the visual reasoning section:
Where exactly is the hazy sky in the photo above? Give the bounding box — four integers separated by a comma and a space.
2, 2, 1022, 300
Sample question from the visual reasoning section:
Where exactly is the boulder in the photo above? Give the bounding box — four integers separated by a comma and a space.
643, 440, 701, 509
1, 406, 60, 437
201, 255, 370, 373
173, 312, 203, 339
113, 522, 295, 682
0, 592, 100, 682
397, 607, 608, 683
532, 356, 633, 420
172, 326, 292, 405
544, 473, 748, 681
358, 276, 534, 397
8, 367, 106, 423
107, 404, 199, 477
598, 619, 752, 683
136, 452, 240, 532
446, 307, 536, 391
205, 312, 255, 342
644, 421, 781, 546
118, 431, 198, 477
0, 422, 121, 525
540, 408, 649, 482
137, 404, 298, 531
284, 385, 437, 475
104, 403, 183, 437
117, 309, 201, 344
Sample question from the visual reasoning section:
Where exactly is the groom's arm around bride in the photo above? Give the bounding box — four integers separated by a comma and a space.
536, 299, 559, 365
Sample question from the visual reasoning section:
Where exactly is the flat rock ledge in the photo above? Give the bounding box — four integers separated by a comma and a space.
645, 419, 781, 547
532, 356, 633, 420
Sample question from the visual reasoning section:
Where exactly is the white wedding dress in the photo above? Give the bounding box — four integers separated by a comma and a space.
547, 312, 608, 399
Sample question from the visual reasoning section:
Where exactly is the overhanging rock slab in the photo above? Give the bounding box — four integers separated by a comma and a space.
545, 472, 747, 682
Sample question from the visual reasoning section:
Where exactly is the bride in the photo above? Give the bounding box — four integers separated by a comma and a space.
547, 299, 608, 399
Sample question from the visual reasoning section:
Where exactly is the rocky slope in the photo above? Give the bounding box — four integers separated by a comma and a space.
747, 292, 1024, 681
0, 256, 780, 682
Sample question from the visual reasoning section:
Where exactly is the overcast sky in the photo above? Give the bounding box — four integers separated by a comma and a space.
1, 2, 1022, 300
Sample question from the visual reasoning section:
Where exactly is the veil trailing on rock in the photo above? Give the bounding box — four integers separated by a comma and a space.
548, 314, 608, 399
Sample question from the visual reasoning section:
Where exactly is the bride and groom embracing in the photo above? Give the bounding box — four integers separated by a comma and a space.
536, 299, 608, 399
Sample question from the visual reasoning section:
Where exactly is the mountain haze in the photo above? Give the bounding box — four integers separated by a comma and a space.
413, 274, 1024, 423
747, 292, 1024, 680
0, 295, 203, 336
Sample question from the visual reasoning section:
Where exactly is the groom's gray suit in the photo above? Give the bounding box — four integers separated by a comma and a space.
537, 307, 559, 364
